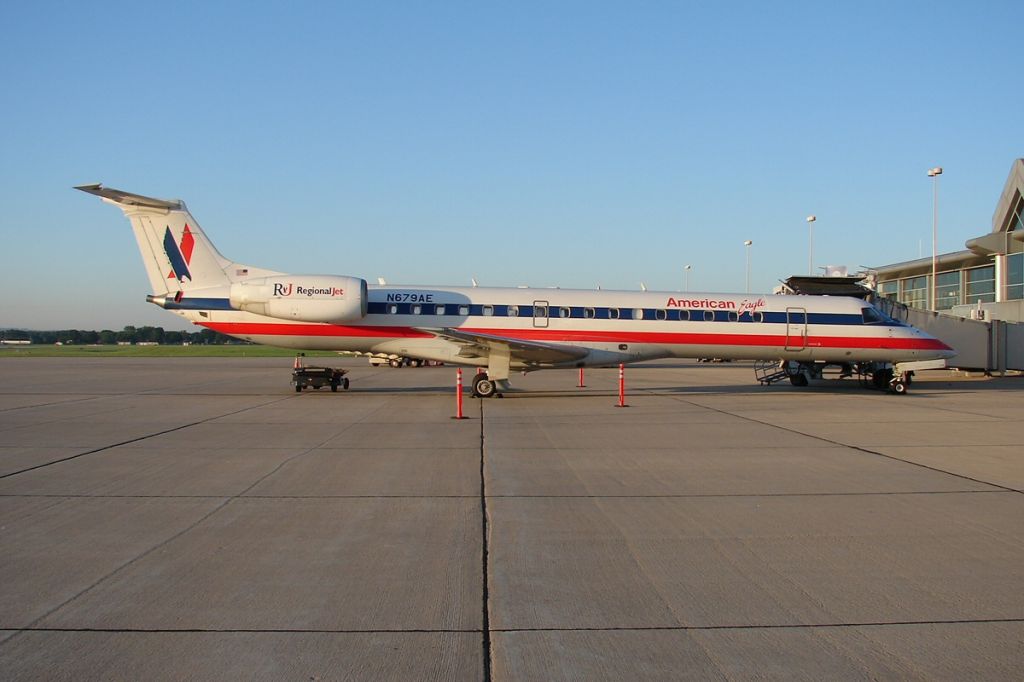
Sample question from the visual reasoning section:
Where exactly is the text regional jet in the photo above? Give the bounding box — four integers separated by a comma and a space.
78, 184, 955, 396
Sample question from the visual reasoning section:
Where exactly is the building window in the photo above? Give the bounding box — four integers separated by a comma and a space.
935, 271, 961, 310
1007, 253, 1023, 301
900, 275, 929, 309
879, 280, 898, 300
965, 266, 995, 304
1008, 194, 1024, 233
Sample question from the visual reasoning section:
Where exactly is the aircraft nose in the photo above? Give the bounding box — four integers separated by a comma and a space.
926, 333, 957, 359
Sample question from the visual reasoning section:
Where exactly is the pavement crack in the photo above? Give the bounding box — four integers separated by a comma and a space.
660, 393, 1023, 496
479, 397, 493, 682
0, 394, 300, 481
490, 616, 1024, 633
0, 398, 389, 649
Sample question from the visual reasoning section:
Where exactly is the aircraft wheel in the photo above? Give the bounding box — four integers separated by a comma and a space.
330, 382, 338, 392
295, 385, 302, 392
892, 381, 908, 395
343, 377, 350, 390
473, 375, 497, 398
390, 359, 402, 368
789, 373, 808, 387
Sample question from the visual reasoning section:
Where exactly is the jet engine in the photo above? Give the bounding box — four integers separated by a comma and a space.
229, 275, 368, 323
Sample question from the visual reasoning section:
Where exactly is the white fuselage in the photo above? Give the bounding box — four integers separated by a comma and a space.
170, 285, 954, 370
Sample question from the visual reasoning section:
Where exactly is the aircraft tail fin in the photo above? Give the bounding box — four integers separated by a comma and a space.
76, 184, 270, 295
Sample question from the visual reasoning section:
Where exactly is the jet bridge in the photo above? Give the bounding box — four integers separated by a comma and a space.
891, 303, 1024, 373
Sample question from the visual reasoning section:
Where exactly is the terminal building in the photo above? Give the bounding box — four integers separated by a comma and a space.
871, 158, 1024, 323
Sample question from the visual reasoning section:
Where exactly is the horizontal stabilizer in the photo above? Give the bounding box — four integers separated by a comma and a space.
75, 184, 182, 211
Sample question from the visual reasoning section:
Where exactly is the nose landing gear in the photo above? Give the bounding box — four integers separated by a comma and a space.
870, 366, 912, 394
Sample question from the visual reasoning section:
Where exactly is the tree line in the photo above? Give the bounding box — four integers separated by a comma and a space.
1, 326, 239, 345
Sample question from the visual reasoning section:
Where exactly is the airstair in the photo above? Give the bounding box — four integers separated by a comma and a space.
754, 360, 790, 385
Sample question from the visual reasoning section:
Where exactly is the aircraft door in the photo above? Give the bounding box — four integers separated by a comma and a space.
785, 307, 807, 350
533, 300, 549, 328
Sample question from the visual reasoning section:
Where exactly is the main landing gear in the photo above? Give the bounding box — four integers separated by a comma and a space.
471, 373, 504, 398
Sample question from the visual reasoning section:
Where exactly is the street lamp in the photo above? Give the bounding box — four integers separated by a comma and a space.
806, 215, 817, 275
743, 241, 753, 293
684, 264, 692, 292
928, 166, 943, 310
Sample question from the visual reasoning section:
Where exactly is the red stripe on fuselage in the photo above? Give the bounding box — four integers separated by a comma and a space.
201, 322, 435, 339
200, 321, 952, 352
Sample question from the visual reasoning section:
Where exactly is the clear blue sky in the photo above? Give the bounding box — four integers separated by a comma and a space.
1, 1, 1020, 330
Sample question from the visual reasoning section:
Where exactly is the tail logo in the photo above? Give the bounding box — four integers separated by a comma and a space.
163, 225, 195, 282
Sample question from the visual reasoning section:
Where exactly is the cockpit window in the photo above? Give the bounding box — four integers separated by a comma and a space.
861, 307, 884, 324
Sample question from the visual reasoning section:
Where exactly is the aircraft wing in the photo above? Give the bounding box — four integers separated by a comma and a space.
418, 327, 589, 365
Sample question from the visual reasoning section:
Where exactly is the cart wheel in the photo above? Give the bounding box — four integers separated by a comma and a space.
295, 385, 302, 393
331, 382, 338, 392
343, 377, 350, 390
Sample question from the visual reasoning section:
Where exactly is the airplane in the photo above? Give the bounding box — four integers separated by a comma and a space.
77, 184, 955, 396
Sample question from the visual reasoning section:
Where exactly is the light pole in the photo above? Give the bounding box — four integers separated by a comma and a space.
806, 215, 817, 275
928, 166, 943, 310
684, 264, 691, 292
743, 241, 753, 293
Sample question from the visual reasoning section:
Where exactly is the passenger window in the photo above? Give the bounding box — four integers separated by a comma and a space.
411, 304, 422, 315
656, 309, 667, 320
436, 304, 446, 315
535, 305, 548, 317
388, 304, 398, 314
752, 311, 763, 323
728, 311, 738, 322
584, 307, 596, 319
609, 308, 620, 319
678, 310, 689, 321
559, 307, 571, 318
483, 305, 494, 316
633, 308, 645, 320
508, 305, 519, 317
459, 305, 470, 316
703, 310, 714, 322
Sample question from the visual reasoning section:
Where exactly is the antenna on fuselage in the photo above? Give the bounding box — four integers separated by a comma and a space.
640, 282, 648, 291
471, 277, 478, 287
377, 277, 387, 285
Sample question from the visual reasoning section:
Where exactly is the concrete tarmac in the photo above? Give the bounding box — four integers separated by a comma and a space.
0, 357, 1022, 680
